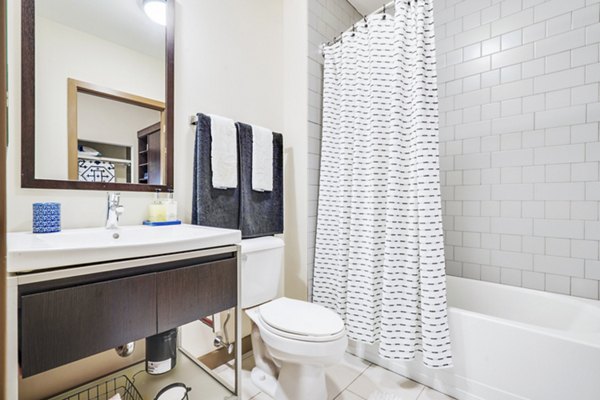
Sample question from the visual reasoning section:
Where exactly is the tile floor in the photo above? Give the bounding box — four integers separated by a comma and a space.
213, 352, 456, 400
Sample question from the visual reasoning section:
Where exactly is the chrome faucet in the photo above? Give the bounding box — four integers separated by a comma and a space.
106, 192, 124, 229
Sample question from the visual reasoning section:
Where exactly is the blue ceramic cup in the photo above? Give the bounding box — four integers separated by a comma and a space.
32, 202, 61, 233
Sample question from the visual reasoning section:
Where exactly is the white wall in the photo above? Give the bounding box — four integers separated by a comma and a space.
35, 16, 164, 180
282, 0, 309, 301
172, 0, 284, 233
78, 93, 160, 149
436, 0, 600, 299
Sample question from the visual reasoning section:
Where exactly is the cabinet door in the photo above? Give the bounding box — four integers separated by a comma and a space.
157, 257, 237, 332
20, 273, 156, 377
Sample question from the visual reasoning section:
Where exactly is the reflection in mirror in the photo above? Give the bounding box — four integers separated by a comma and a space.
34, 0, 166, 185
67, 79, 165, 184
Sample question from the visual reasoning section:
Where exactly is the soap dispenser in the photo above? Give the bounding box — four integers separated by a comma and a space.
164, 189, 178, 221
148, 190, 166, 222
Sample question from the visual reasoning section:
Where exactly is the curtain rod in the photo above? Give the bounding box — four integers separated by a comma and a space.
365, 0, 396, 19
321, 0, 397, 50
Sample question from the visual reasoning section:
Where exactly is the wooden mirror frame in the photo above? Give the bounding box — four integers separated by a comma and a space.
20, 0, 175, 192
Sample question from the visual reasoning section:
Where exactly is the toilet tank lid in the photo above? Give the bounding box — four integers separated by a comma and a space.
241, 236, 284, 253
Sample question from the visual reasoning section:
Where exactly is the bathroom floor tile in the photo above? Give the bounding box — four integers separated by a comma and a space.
335, 390, 367, 399
212, 354, 260, 400
417, 387, 456, 400
347, 364, 425, 400
229, 352, 454, 400
325, 352, 372, 399
249, 393, 273, 400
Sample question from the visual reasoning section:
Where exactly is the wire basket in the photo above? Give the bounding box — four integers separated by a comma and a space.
60, 375, 143, 400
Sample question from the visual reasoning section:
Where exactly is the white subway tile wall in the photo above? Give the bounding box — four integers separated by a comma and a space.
307, 0, 362, 298
437, 0, 600, 299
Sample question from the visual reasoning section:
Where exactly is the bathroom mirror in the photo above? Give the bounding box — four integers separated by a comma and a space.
21, 0, 175, 191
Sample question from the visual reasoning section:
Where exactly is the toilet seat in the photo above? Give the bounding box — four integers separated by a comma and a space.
258, 297, 346, 343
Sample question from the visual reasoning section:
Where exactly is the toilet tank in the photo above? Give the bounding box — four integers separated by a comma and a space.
241, 236, 285, 308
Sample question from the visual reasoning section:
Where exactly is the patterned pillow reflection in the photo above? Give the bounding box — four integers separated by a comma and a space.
78, 160, 116, 183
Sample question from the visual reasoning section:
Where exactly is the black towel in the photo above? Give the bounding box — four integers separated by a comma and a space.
192, 113, 240, 229
237, 122, 284, 238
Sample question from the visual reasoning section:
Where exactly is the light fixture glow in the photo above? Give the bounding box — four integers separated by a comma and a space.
143, 0, 167, 26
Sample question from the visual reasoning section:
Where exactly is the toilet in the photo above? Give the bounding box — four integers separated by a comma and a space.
241, 237, 348, 400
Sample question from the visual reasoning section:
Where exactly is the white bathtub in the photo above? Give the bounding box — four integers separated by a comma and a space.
347, 276, 600, 400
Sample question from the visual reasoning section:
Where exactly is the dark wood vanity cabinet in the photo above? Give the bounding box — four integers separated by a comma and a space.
20, 274, 157, 377
157, 258, 237, 332
19, 253, 237, 378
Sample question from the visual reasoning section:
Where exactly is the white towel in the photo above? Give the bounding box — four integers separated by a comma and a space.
210, 115, 238, 189
251, 125, 273, 192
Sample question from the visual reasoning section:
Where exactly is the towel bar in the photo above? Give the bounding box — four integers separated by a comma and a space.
190, 115, 198, 125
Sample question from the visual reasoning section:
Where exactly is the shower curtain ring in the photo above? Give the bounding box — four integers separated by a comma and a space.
352, 25, 356, 37
382, 4, 386, 19
363, 15, 367, 27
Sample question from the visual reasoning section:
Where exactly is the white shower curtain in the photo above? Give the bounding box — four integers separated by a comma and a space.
313, 0, 452, 368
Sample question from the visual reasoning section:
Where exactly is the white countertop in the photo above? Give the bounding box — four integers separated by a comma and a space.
7, 224, 241, 273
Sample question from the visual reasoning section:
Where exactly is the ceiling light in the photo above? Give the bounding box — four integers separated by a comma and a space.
143, 0, 167, 26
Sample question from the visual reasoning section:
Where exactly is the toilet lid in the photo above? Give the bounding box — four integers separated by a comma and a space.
258, 297, 345, 338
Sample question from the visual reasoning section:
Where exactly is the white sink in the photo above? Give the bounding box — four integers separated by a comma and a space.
7, 224, 241, 273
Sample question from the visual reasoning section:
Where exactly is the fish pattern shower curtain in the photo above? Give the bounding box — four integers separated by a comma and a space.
313, 0, 452, 368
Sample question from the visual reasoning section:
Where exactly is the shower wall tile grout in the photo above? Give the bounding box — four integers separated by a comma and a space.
436, 0, 600, 299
